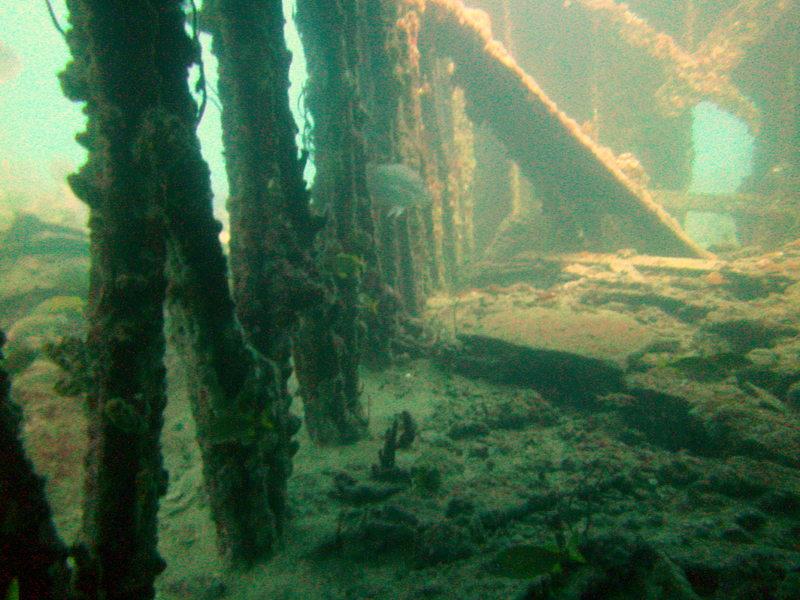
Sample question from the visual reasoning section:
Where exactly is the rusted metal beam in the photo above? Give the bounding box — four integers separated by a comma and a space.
420, 0, 712, 259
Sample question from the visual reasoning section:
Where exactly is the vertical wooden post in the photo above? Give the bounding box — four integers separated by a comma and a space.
62, 1, 173, 595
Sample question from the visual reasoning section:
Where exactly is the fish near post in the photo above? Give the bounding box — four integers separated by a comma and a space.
366, 162, 436, 301
394, 5, 440, 305
358, 0, 407, 300
366, 162, 435, 220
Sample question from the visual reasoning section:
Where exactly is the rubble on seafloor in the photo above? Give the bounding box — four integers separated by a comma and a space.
3, 217, 800, 598
282, 242, 800, 598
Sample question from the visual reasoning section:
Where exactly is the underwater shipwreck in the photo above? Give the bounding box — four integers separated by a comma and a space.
1, 0, 799, 598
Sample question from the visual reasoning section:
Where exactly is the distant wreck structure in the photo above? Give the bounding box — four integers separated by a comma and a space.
461, 0, 799, 256
419, 0, 711, 259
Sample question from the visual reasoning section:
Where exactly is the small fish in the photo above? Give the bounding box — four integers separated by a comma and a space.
365, 162, 433, 219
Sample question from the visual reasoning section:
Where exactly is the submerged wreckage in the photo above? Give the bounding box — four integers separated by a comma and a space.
3, 1, 799, 598
421, 0, 710, 258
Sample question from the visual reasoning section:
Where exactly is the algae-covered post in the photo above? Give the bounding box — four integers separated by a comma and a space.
294, 0, 370, 445
156, 4, 307, 565
0, 331, 72, 599
60, 0, 174, 595
361, 0, 438, 311
500, 0, 524, 217
379, 1, 477, 297
194, 0, 325, 559
417, 22, 476, 290
203, 0, 322, 364
62, 0, 300, 576
292, 0, 471, 444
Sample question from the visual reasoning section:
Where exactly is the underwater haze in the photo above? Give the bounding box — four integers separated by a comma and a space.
0, 0, 310, 230
1, 1, 799, 599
